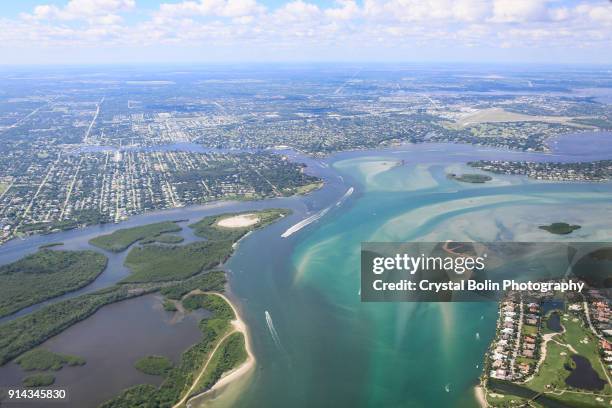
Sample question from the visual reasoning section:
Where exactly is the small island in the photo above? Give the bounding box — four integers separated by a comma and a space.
0, 209, 278, 404
134, 355, 173, 376
23, 373, 55, 387
16, 348, 85, 371
162, 299, 178, 312
447, 173, 492, 183
0, 250, 108, 318
89, 221, 182, 252
38, 242, 64, 249
539, 222, 581, 235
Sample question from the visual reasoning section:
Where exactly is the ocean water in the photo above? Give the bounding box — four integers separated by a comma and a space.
1, 137, 612, 407
209, 141, 612, 408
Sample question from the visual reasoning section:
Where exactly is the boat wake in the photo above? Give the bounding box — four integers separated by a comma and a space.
281, 187, 353, 238
265, 311, 282, 349
336, 186, 354, 207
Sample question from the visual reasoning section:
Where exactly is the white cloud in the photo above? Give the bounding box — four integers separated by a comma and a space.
157, 0, 265, 19
63, 0, 135, 16
325, 0, 360, 20
577, 4, 612, 24
23, 0, 135, 25
363, 0, 495, 23
6, 0, 611, 62
274, 1, 320, 22
490, 0, 548, 23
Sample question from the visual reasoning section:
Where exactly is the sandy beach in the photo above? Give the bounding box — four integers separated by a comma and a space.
474, 385, 488, 408
176, 291, 255, 408
216, 214, 260, 228
198, 293, 255, 395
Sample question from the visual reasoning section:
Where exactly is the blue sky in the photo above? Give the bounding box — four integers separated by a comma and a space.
0, 0, 610, 65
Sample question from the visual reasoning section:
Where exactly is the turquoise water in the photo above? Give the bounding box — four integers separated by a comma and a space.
218, 143, 612, 408
2, 140, 611, 407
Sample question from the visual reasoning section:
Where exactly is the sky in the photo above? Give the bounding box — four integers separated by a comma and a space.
0, 0, 610, 65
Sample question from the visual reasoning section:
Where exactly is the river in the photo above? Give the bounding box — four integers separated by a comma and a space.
1, 133, 612, 407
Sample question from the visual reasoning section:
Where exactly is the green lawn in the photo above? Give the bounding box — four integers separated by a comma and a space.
525, 341, 571, 392
487, 392, 532, 407
560, 316, 611, 394
522, 314, 612, 407
516, 356, 536, 366
550, 391, 612, 408
522, 324, 538, 336
293, 181, 323, 195
89, 221, 182, 252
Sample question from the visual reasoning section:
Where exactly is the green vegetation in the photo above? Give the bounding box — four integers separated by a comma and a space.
16, 348, 85, 371
118, 210, 288, 285
0, 272, 226, 366
134, 356, 174, 376
561, 317, 610, 392
486, 391, 531, 407
0, 211, 278, 404
122, 210, 288, 284
447, 173, 492, 183
517, 314, 611, 407
0, 249, 108, 318
23, 373, 55, 387
521, 324, 538, 337
99, 384, 158, 406
163, 299, 178, 312
192, 332, 247, 394
89, 221, 182, 252
539, 222, 581, 235
571, 117, 612, 129
141, 234, 185, 245
189, 209, 290, 241
187, 294, 234, 320
0, 285, 142, 365
525, 341, 570, 392
182, 294, 210, 311
0, 182, 8, 195
159, 271, 226, 300
38, 242, 64, 249
293, 181, 323, 195
101, 294, 238, 408
123, 240, 233, 283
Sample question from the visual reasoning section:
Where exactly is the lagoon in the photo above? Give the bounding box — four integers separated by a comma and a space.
1, 135, 612, 407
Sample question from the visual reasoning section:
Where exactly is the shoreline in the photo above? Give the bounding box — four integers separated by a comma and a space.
179, 291, 256, 408
474, 385, 488, 408
199, 292, 255, 397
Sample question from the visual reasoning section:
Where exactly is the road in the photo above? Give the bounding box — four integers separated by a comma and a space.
172, 291, 254, 408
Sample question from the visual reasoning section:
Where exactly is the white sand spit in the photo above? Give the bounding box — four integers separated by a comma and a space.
216, 214, 260, 228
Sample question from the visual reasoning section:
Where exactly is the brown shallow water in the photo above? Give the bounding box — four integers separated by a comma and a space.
0, 294, 206, 408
